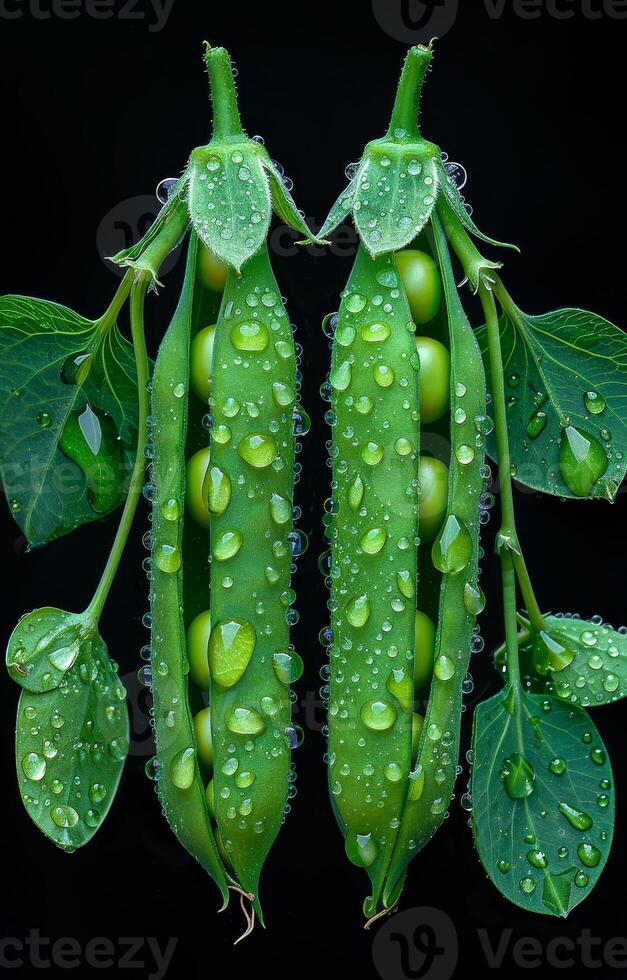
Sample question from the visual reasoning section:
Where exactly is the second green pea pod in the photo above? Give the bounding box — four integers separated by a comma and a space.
319, 43, 491, 921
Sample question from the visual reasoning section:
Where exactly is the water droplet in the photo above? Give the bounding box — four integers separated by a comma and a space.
272, 650, 304, 685
213, 530, 243, 562
160, 498, 180, 521
272, 381, 295, 407
230, 321, 269, 352
170, 747, 196, 789
527, 849, 548, 869
455, 444, 475, 466
463, 582, 485, 616
374, 364, 395, 388
397, 569, 415, 599
51, 804, 79, 829
345, 831, 378, 868
36, 411, 52, 428
527, 411, 548, 439
346, 595, 371, 629
205, 466, 232, 516
61, 351, 93, 385
434, 654, 456, 681
362, 442, 384, 467
155, 543, 182, 573
502, 753, 535, 799
22, 752, 46, 781
346, 293, 367, 313
558, 802, 593, 831
361, 322, 391, 343
360, 527, 387, 555
584, 391, 606, 415
360, 699, 397, 732
577, 842, 601, 868
549, 757, 566, 775
238, 433, 278, 468
225, 706, 265, 736
560, 426, 608, 497
209, 619, 256, 689
520, 876, 537, 895
432, 515, 472, 575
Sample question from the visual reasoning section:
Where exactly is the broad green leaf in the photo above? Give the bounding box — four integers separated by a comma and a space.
12, 608, 128, 850
436, 159, 519, 253
353, 143, 439, 256
520, 615, 627, 708
0, 296, 139, 545
187, 142, 271, 273
476, 305, 627, 500
471, 686, 614, 917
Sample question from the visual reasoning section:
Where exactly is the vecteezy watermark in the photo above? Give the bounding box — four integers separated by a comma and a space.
373, 0, 627, 42
96, 194, 182, 277
372, 0, 460, 43
0, 932, 178, 979
372, 907, 459, 980
0, 0, 175, 31
372, 907, 627, 979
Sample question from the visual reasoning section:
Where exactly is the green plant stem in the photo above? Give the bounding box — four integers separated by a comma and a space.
85, 275, 151, 624
204, 44, 244, 142
479, 282, 535, 686
386, 44, 432, 140
96, 270, 133, 336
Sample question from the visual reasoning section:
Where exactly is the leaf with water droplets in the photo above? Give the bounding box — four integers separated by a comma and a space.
0, 295, 142, 545
13, 614, 128, 850
315, 179, 358, 241
471, 686, 614, 917
353, 144, 440, 256
187, 143, 271, 273
262, 159, 320, 243
520, 614, 627, 708
476, 304, 627, 500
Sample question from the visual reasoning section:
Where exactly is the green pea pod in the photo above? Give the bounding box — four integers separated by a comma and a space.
208, 243, 298, 922
149, 232, 231, 909
327, 244, 420, 916
382, 213, 487, 907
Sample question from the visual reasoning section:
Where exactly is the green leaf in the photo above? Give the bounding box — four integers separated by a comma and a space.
471, 686, 614, 917
262, 160, 319, 242
187, 143, 271, 273
110, 180, 189, 280
476, 303, 627, 500
521, 615, 627, 708
436, 160, 519, 253
11, 607, 129, 850
0, 295, 140, 545
316, 180, 357, 241
353, 144, 439, 256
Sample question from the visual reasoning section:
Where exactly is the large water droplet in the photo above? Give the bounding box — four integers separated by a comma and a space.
230, 321, 269, 352
209, 619, 256, 689
360, 699, 397, 732
360, 527, 387, 555
238, 433, 278, 468
204, 465, 232, 515
346, 595, 371, 629
225, 706, 265, 736
502, 753, 535, 799
558, 802, 593, 831
432, 515, 472, 575
170, 747, 196, 789
560, 426, 608, 497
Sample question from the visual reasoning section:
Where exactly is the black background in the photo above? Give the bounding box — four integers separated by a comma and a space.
1, 2, 626, 978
